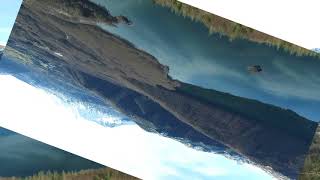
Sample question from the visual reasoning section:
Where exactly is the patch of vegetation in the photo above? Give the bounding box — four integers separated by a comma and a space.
0, 168, 139, 180
154, 0, 319, 57
177, 83, 318, 141
299, 127, 320, 180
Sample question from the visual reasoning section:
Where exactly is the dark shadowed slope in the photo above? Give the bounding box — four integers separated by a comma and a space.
299, 125, 320, 180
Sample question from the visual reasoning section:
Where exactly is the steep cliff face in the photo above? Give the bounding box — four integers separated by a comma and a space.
5, 0, 318, 179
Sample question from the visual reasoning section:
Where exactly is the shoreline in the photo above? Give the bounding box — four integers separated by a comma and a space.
154, 0, 319, 58
0, 167, 139, 180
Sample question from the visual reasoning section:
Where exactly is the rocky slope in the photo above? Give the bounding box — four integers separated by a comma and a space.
5, 0, 318, 179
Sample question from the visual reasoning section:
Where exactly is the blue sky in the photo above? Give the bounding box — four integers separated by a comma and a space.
0, 0, 23, 46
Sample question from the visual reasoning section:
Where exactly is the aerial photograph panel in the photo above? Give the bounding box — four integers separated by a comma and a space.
1, 0, 320, 180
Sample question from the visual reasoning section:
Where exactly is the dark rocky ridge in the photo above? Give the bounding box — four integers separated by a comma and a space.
5, 0, 318, 179
69, 69, 238, 156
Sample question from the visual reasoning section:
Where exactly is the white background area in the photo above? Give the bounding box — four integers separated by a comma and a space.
179, 0, 320, 50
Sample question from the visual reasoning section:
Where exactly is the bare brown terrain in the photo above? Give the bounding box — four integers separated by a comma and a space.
5, 0, 318, 179
11, 0, 178, 90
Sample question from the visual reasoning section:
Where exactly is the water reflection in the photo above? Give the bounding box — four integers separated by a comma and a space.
95, 0, 320, 121
0, 127, 103, 177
